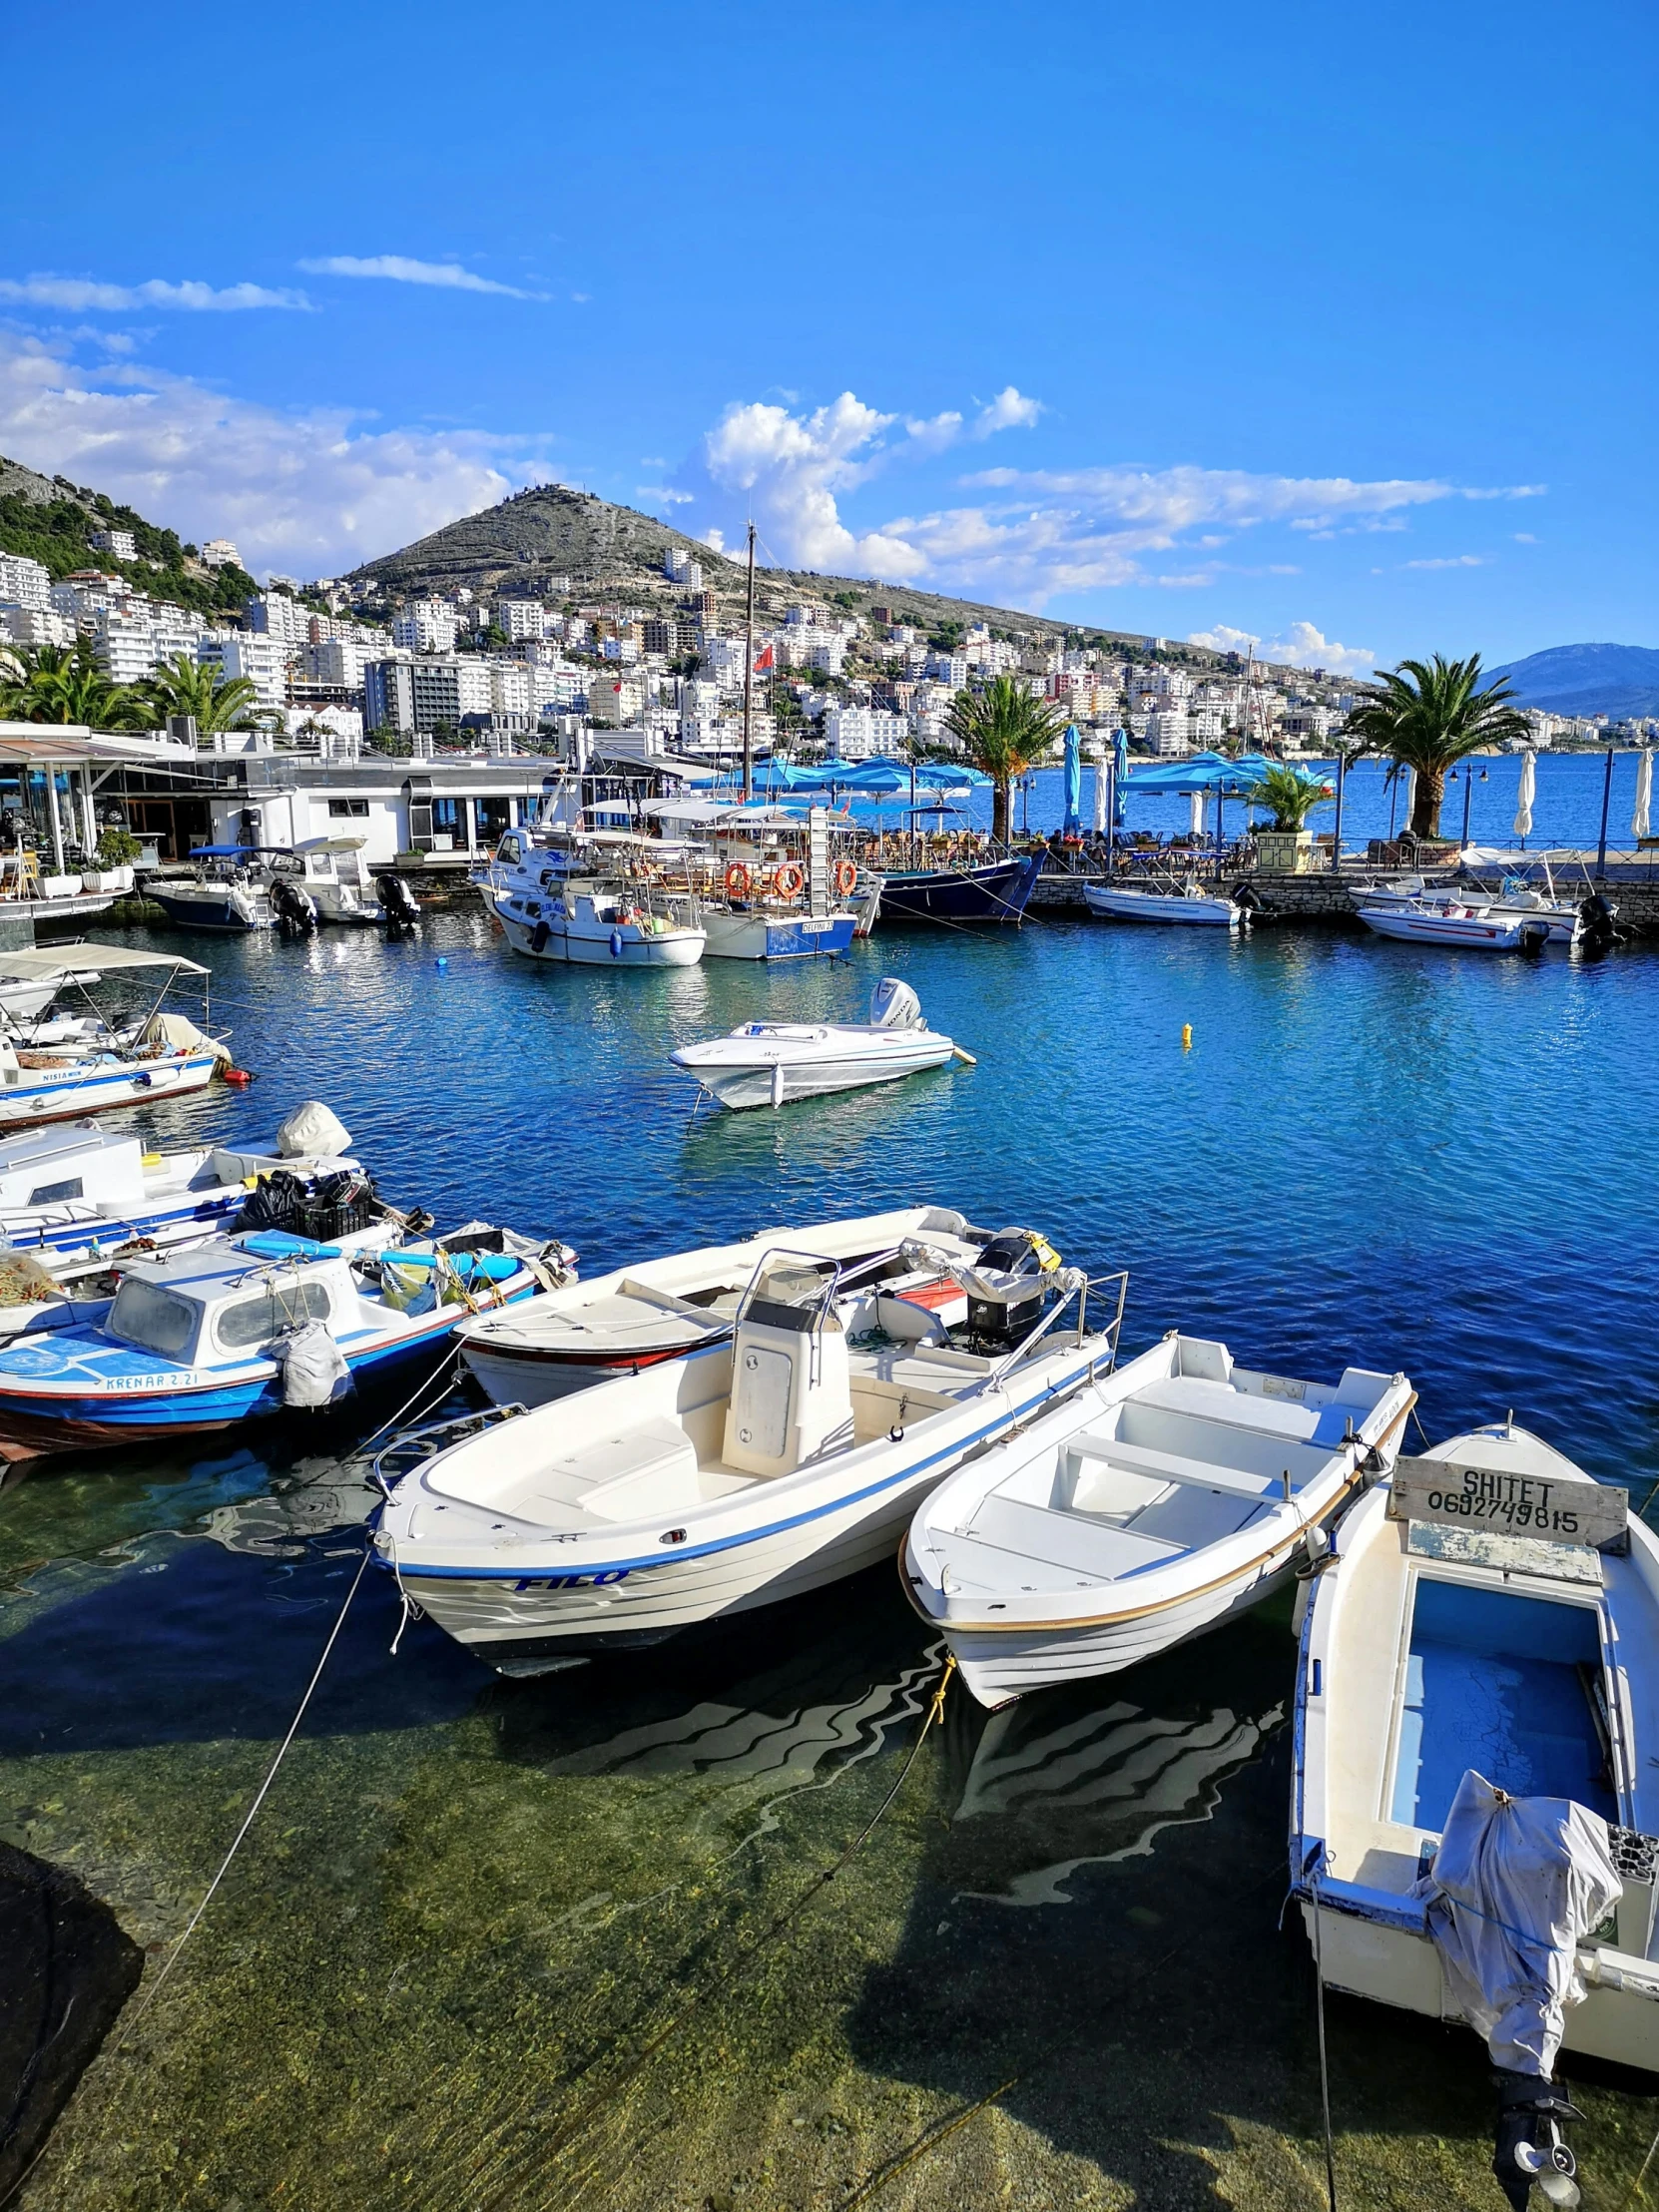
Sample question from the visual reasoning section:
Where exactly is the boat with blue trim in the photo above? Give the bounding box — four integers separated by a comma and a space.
870, 850, 1044, 925
0, 944, 233, 1127
375, 1228, 1124, 1674
0, 1219, 575, 1461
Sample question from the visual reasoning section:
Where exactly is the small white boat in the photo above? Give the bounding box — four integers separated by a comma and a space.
153, 850, 274, 932
671, 978, 963, 1110
492, 881, 705, 967
1357, 899, 1565, 951
1083, 879, 1242, 929
904, 1334, 1414, 1709
1351, 873, 1587, 945
375, 1229, 1114, 1672
0, 945, 233, 1127
456, 1204, 990, 1404
1292, 1418, 1659, 2080
280, 837, 385, 926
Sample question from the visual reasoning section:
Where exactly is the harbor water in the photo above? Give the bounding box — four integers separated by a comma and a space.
5, 887, 1659, 2209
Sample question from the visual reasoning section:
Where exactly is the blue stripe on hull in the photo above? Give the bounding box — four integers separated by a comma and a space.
764, 916, 856, 957
875, 854, 1043, 924
25, 1194, 242, 1257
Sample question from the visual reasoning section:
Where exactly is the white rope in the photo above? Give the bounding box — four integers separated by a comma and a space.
116, 1540, 372, 2046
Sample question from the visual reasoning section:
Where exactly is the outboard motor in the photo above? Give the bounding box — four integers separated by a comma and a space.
1578, 891, 1620, 955
869, 976, 923, 1030
1516, 917, 1551, 956
379, 873, 421, 933
960, 1226, 1063, 1343
272, 877, 317, 939
1492, 2071, 1582, 2210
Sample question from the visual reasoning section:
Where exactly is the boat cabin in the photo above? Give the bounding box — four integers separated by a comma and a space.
106, 1238, 365, 1368
0, 1122, 152, 1214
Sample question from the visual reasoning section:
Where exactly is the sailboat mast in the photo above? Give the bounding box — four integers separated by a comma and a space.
742, 521, 756, 804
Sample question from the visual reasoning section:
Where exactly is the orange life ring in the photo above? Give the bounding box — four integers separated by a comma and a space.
834, 858, 858, 897
773, 861, 805, 900
725, 861, 752, 898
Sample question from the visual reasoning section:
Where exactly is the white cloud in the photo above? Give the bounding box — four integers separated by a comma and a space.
1188, 619, 1376, 675
298, 255, 541, 300
973, 385, 1044, 436
1402, 554, 1486, 570
1513, 532, 1538, 544
0, 274, 310, 312
0, 331, 547, 576
637, 484, 693, 504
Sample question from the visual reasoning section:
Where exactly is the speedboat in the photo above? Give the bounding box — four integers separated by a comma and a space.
491, 880, 705, 966
1083, 879, 1242, 928
152, 849, 274, 932
277, 836, 385, 926
671, 977, 964, 1110
1349, 872, 1591, 946
0, 1219, 573, 1460
1291, 1418, 1659, 2087
1356, 899, 1568, 951
903, 1335, 1414, 1708
374, 1227, 1116, 1673
455, 1204, 994, 1405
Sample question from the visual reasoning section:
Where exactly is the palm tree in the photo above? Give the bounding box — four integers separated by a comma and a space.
140, 654, 259, 735
1344, 655, 1529, 839
943, 675, 1066, 841
0, 640, 144, 730
1248, 761, 1333, 832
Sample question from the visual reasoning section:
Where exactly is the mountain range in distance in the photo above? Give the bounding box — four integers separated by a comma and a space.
1488, 642, 1659, 719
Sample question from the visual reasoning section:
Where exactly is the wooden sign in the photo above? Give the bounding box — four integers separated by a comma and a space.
1386, 1454, 1628, 1554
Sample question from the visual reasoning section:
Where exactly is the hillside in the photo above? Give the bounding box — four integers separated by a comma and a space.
347, 482, 1233, 666
0, 453, 257, 618
1489, 642, 1659, 719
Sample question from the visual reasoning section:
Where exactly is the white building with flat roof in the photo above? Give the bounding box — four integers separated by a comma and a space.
0, 552, 51, 611
825, 706, 910, 761
200, 632, 292, 713
200, 538, 243, 571
392, 601, 460, 654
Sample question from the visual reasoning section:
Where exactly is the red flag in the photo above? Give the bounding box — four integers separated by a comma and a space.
753, 645, 774, 673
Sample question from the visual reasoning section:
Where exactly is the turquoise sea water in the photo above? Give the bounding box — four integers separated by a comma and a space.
3, 830, 1659, 2206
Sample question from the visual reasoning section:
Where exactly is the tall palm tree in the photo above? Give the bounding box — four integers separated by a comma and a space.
141, 654, 258, 735
1344, 654, 1529, 839
943, 675, 1066, 841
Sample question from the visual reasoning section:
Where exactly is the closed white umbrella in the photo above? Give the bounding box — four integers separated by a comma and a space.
1513, 749, 1536, 842
1189, 790, 1205, 838
1395, 765, 1415, 836
1093, 756, 1108, 833
1633, 749, 1653, 839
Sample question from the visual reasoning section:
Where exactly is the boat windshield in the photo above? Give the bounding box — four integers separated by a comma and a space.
109, 1279, 200, 1357
739, 1252, 839, 1333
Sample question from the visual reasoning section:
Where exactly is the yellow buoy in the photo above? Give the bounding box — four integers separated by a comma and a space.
1181, 1024, 1193, 1051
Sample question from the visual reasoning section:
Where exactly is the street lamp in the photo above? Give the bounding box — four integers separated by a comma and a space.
1448, 764, 1489, 847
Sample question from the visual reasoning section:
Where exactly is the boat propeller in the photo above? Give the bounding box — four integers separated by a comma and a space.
1492, 2070, 1582, 2210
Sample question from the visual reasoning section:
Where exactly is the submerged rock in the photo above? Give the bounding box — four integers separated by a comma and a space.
0, 1841, 142, 2196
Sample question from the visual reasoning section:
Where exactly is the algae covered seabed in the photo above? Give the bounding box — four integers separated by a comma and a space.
6, 911, 1659, 2208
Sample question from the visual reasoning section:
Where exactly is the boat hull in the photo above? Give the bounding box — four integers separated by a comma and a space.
1357, 908, 1532, 950
0, 1054, 222, 1129
699, 909, 856, 960
874, 853, 1043, 925
679, 1037, 955, 1110
461, 1336, 719, 1405
151, 888, 270, 932
495, 900, 705, 966
1082, 885, 1239, 928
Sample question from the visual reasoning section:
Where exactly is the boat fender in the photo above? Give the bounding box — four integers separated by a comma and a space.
530, 919, 551, 953
222, 1067, 255, 1087
609, 928, 623, 958
1295, 1524, 1331, 1577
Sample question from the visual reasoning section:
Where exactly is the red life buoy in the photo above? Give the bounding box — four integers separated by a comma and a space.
834, 858, 858, 898
773, 862, 804, 899
725, 861, 752, 898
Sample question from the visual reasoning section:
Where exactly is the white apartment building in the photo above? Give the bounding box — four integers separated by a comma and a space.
0, 604, 74, 648
495, 599, 546, 642
824, 706, 909, 761
200, 632, 292, 714
1145, 709, 1193, 757
701, 635, 752, 690
487, 660, 533, 724
88, 526, 137, 563
589, 674, 645, 727
392, 600, 460, 654
94, 600, 205, 685
199, 538, 243, 571
50, 572, 131, 628
0, 552, 50, 611
247, 593, 311, 650
930, 650, 968, 688
809, 638, 846, 677
300, 638, 373, 690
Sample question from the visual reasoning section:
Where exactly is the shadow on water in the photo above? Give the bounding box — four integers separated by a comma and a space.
839, 1608, 1515, 2205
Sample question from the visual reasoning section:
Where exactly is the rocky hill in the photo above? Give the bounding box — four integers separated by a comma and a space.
345, 481, 1209, 660
1489, 642, 1659, 719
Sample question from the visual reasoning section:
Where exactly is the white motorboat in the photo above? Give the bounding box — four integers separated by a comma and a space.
1083, 880, 1242, 928
1356, 899, 1567, 951
1291, 1418, 1659, 2080
153, 849, 274, 932
456, 1204, 994, 1405
280, 836, 384, 925
671, 977, 963, 1111
375, 1230, 1118, 1672
492, 881, 705, 967
0, 966, 100, 1022
0, 946, 233, 1127
903, 1334, 1414, 1709
1350, 869, 1589, 945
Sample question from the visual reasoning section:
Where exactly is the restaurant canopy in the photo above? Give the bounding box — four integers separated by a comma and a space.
1121, 752, 1334, 799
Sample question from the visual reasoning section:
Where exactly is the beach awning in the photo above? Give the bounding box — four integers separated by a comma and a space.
1121, 752, 1333, 798
0, 943, 211, 980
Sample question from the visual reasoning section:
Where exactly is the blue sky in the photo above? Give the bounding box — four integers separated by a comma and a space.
2, 0, 1653, 672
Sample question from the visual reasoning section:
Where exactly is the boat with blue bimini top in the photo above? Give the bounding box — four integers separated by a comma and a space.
150, 848, 275, 932
374, 1225, 1123, 1675
1290, 1417, 1659, 2080
0, 1217, 577, 1462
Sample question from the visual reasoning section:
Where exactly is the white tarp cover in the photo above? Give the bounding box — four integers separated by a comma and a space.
276, 1101, 351, 1159
277, 1321, 351, 1408
1413, 1770, 1621, 2075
